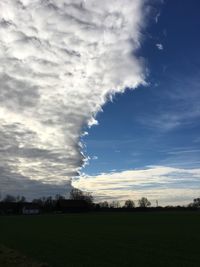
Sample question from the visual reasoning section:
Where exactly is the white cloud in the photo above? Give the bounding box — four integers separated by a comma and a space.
74, 166, 200, 205
0, 0, 147, 197
155, 12, 160, 24
156, 43, 163, 50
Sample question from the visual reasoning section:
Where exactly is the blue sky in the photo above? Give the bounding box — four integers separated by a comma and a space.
72, 0, 200, 205
1, 0, 200, 204
83, 0, 200, 175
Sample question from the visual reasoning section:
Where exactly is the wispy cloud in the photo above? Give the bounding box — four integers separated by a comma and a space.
74, 166, 200, 205
167, 149, 200, 155
159, 148, 200, 169
156, 43, 163, 50
137, 73, 200, 131
155, 12, 160, 24
0, 0, 147, 197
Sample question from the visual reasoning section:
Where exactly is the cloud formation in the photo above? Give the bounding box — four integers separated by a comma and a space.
156, 43, 163, 50
74, 166, 200, 205
137, 73, 200, 132
0, 0, 146, 197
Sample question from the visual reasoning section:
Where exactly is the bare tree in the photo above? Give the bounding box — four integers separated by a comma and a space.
3, 194, 16, 202
70, 188, 93, 204
124, 199, 135, 209
192, 198, 200, 208
138, 197, 151, 208
16, 195, 26, 203
110, 201, 120, 208
99, 201, 109, 208
55, 194, 65, 201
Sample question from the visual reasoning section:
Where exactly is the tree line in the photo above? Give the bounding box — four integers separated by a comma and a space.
0, 189, 200, 214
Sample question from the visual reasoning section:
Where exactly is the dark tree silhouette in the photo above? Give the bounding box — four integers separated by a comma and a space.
55, 194, 65, 201
138, 197, 151, 208
110, 201, 120, 208
3, 194, 16, 202
16, 196, 26, 203
124, 199, 135, 208
70, 188, 93, 205
192, 198, 200, 208
99, 201, 109, 208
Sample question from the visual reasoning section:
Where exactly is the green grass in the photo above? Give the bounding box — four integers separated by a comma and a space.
0, 212, 200, 267
0, 244, 48, 267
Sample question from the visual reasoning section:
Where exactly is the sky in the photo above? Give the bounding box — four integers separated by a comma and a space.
0, 0, 200, 205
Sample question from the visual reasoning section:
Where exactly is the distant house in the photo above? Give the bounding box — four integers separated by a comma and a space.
22, 203, 40, 215
0, 202, 40, 215
57, 199, 90, 212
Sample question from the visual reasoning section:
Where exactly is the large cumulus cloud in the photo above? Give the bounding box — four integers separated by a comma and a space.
0, 0, 146, 198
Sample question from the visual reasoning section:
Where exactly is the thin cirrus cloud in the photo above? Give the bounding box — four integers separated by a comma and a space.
74, 166, 200, 205
0, 0, 147, 197
136, 74, 200, 132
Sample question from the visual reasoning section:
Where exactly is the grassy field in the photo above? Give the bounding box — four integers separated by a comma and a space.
0, 212, 200, 267
0, 244, 49, 267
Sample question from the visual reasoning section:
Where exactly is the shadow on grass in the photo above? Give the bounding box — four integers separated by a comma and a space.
0, 244, 50, 267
